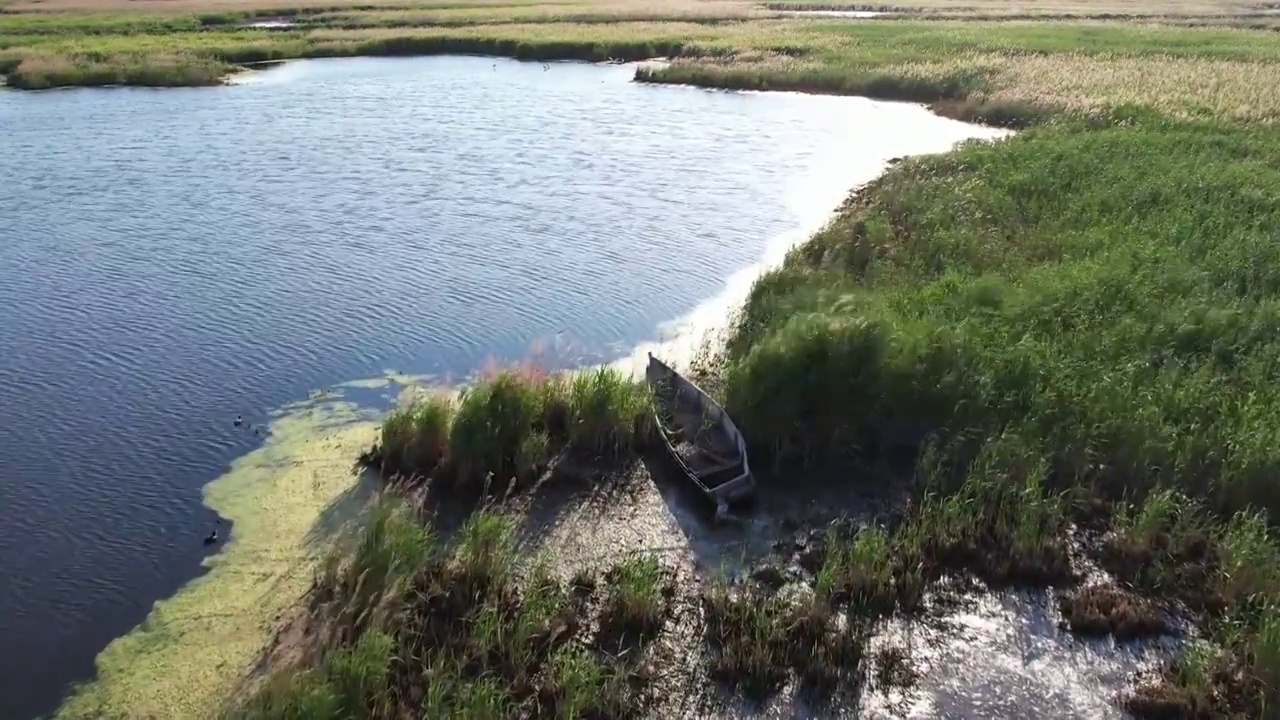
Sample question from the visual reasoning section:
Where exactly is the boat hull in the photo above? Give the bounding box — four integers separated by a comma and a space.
644, 353, 755, 513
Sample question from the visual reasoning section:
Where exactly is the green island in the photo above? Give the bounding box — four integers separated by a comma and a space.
16, 0, 1280, 717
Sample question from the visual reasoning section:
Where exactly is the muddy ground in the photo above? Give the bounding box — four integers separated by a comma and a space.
363, 451, 1181, 720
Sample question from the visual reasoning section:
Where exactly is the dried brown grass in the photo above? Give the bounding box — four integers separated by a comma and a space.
650, 47, 1280, 124
2, 0, 750, 14
314, 1, 764, 27
6, 0, 1272, 18
857, 50, 1280, 122
769, 0, 1271, 15
964, 51, 1280, 123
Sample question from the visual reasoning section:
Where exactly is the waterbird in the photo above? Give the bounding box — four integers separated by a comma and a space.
204, 528, 219, 545
234, 415, 243, 427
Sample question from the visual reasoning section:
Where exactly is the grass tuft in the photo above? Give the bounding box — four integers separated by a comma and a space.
1057, 584, 1171, 641
702, 582, 865, 702
566, 367, 651, 459
241, 502, 651, 719
449, 371, 543, 487
598, 555, 668, 647
365, 365, 647, 497
378, 393, 453, 479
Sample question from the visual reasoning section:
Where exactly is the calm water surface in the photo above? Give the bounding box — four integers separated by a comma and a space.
0, 56, 999, 718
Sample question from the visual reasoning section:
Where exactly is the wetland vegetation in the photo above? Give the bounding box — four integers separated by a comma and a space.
17, 0, 1280, 717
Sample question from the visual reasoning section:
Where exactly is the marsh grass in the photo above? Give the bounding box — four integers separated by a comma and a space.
367, 364, 648, 497
377, 392, 453, 479
241, 504, 651, 719
724, 121, 1280, 518
5, 11, 1280, 123
1094, 491, 1280, 715
1101, 489, 1222, 612
900, 438, 1072, 587
449, 371, 544, 487
23, 2, 1280, 715
6, 51, 230, 88
702, 583, 864, 701
565, 367, 651, 459
815, 525, 900, 615
598, 555, 669, 649
307, 497, 434, 644
1057, 584, 1171, 641
714, 117, 1280, 711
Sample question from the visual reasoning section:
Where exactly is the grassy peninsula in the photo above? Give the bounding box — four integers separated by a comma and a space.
19, 1, 1280, 718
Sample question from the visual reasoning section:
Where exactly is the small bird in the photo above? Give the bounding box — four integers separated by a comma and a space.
233, 415, 243, 427
203, 529, 219, 545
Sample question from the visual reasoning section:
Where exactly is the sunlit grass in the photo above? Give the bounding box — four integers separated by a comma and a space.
715, 114, 1280, 715
236, 502, 659, 719
370, 364, 649, 495
599, 555, 668, 642
565, 367, 651, 458
5, 9, 1280, 123
724, 121, 1280, 516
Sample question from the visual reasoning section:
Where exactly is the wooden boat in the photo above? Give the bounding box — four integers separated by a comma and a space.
645, 353, 755, 517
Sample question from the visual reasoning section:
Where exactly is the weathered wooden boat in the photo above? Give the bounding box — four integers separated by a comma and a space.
645, 352, 755, 518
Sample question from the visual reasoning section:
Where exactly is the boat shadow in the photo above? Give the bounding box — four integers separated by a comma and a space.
644, 448, 918, 579
639, 447, 774, 576
507, 444, 916, 580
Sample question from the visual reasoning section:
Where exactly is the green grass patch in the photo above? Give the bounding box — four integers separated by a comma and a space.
367, 365, 649, 496
723, 120, 1280, 519
239, 502, 650, 719
565, 367, 651, 458
716, 113, 1280, 717
598, 555, 669, 647
702, 583, 864, 700
3, 17, 1280, 125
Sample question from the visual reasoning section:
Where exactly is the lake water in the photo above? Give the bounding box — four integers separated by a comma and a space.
0, 56, 1002, 719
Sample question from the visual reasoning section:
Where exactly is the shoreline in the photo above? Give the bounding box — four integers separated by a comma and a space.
1, 49, 1041, 129
8, 16, 1280, 124
46, 93, 1006, 718
52, 395, 381, 719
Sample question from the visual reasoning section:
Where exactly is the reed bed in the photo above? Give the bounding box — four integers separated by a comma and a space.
237, 501, 653, 719
367, 365, 650, 495
715, 109, 1280, 716
255, 419, 1280, 716
4, 51, 230, 88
